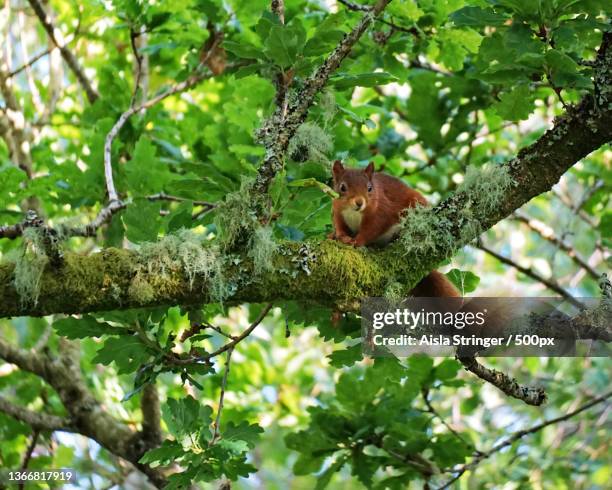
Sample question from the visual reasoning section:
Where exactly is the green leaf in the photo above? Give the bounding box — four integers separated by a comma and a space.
163, 396, 212, 437
123, 198, 161, 243
437, 29, 482, 71
224, 40, 265, 60
263, 21, 306, 68
405, 354, 434, 385
492, 85, 535, 121
545, 49, 590, 89
446, 269, 481, 294
599, 212, 612, 239
53, 316, 126, 339
166, 178, 224, 201
328, 344, 362, 368
332, 72, 398, 90
434, 359, 462, 381
92, 336, 155, 374
126, 137, 169, 196
293, 453, 325, 475
450, 6, 509, 26
303, 12, 346, 57
315, 455, 347, 490
139, 440, 185, 465
432, 434, 471, 467
223, 421, 263, 449
288, 178, 338, 198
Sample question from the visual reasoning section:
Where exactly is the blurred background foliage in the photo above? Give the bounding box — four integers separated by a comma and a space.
0, 0, 610, 488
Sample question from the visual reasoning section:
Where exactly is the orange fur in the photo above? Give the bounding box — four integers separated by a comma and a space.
330, 161, 459, 297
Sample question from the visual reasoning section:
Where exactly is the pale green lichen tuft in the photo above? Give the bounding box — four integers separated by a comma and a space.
458, 164, 514, 216
399, 164, 514, 259
137, 229, 229, 302
214, 177, 258, 250
399, 204, 456, 259
319, 89, 337, 124
13, 227, 49, 306
249, 226, 278, 275
288, 122, 333, 164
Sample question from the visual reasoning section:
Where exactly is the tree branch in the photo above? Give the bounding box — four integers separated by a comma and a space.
513, 210, 601, 280
477, 243, 583, 308
457, 356, 547, 406
102, 46, 230, 203
210, 347, 234, 445
436, 390, 612, 489
0, 337, 166, 487
337, 0, 420, 37
140, 383, 162, 448
175, 303, 272, 365
0, 396, 73, 432
27, 0, 99, 103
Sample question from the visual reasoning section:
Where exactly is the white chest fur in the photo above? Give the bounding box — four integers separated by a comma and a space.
341, 208, 363, 233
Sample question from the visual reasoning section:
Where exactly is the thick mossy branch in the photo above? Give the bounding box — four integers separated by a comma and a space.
0, 239, 411, 317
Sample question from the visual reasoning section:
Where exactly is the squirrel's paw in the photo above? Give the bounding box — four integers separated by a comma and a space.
339, 235, 355, 245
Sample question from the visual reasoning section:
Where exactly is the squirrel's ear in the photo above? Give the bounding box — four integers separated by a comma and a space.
365, 162, 375, 179
332, 160, 344, 179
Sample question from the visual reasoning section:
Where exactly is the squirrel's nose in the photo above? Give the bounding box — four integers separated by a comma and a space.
355, 198, 365, 210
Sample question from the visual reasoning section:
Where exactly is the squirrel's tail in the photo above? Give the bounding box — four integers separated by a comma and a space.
410, 271, 461, 297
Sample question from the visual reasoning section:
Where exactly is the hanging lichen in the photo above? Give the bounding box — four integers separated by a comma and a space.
213, 177, 258, 251
12, 227, 50, 306
288, 122, 333, 164
134, 229, 229, 303
248, 226, 279, 275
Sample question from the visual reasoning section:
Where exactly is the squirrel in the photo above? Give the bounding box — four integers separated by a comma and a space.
329, 160, 459, 297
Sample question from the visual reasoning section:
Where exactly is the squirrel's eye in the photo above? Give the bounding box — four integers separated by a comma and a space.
340, 183, 347, 193
367, 182, 373, 193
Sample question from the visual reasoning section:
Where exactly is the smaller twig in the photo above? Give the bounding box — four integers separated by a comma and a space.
210, 346, 234, 445
206, 323, 236, 340
181, 321, 235, 342
436, 390, 612, 489
513, 210, 600, 281
20, 429, 40, 471
477, 243, 583, 309
338, 0, 420, 36
457, 356, 547, 406
337, 0, 370, 11
0, 396, 73, 432
421, 388, 476, 451
0, 222, 24, 239
1, 193, 216, 240
552, 188, 598, 227
27, 0, 99, 103
103, 46, 231, 203
18, 430, 40, 489
174, 303, 273, 365
8, 8, 82, 79
8, 48, 54, 77
147, 192, 215, 209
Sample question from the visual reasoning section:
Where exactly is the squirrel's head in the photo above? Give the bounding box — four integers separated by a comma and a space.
332, 160, 375, 213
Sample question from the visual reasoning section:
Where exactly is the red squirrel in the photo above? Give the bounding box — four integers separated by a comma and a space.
330, 160, 459, 297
